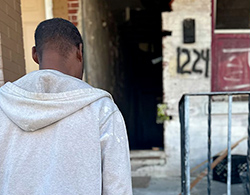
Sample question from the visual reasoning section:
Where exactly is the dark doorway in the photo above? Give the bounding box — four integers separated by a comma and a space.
120, 10, 163, 150
106, 0, 171, 150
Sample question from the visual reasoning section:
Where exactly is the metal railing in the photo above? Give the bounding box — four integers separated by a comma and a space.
179, 92, 250, 195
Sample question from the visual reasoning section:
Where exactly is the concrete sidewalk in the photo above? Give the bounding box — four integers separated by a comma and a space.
132, 177, 246, 195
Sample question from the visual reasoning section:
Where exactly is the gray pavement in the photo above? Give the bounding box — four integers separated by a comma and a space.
132, 177, 246, 195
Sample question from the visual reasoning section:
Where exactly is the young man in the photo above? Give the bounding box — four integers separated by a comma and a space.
0, 18, 132, 195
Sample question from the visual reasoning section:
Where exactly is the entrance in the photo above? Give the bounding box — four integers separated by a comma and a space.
119, 10, 164, 150
107, 0, 171, 150
82, 0, 171, 150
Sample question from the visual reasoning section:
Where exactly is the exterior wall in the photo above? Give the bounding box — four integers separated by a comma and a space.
162, 0, 248, 177
0, 0, 25, 86
21, 0, 46, 74
162, 0, 212, 176
53, 0, 68, 19
82, 0, 118, 94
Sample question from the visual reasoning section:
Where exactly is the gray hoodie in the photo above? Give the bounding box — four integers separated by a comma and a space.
0, 70, 132, 195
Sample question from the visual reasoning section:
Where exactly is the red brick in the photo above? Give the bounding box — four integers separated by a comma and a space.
68, 9, 77, 14
72, 15, 77, 20
70, 3, 79, 7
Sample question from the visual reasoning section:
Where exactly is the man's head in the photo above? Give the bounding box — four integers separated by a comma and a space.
32, 18, 84, 79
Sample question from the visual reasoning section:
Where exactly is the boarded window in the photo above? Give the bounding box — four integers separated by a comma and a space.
216, 0, 250, 29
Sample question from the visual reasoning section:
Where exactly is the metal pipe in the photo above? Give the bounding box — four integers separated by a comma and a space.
247, 95, 250, 195
179, 97, 185, 195
179, 95, 190, 195
207, 96, 212, 195
184, 96, 190, 195
184, 91, 250, 96
227, 95, 232, 195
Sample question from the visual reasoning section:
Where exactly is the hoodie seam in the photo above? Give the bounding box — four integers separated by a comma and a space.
2, 83, 111, 101
99, 109, 119, 130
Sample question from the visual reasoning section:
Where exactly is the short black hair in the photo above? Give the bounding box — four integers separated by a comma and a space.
35, 18, 83, 60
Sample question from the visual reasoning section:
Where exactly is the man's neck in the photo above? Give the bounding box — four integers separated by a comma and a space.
38, 50, 83, 79
39, 51, 68, 74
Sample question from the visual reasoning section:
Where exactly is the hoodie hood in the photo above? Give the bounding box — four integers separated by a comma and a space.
0, 70, 111, 132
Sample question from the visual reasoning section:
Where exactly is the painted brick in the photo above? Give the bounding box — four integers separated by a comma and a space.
3, 57, 20, 74
0, 21, 9, 37
15, 22, 22, 34
16, 44, 24, 55
2, 68, 18, 82
0, 10, 16, 31
162, 0, 212, 176
11, 51, 23, 64
9, 27, 22, 43
6, 3, 22, 23
0, 1, 8, 14
3, 0, 15, 9
1, 33, 18, 52
14, 0, 21, 13
0, 0, 25, 83
1, 46, 11, 60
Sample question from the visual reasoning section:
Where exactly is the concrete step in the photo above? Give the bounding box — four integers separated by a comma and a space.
130, 150, 166, 175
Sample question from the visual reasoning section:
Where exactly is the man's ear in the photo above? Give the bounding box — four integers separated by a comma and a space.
76, 43, 83, 62
32, 46, 39, 64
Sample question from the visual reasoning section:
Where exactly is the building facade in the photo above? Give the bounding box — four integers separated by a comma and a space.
1, 0, 249, 177
162, 0, 250, 176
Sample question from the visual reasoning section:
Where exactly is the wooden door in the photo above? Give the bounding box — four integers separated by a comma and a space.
21, 0, 46, 73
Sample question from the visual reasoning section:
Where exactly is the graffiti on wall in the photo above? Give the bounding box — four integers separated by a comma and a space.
218, 48, 250, 91
177, 47, 210, 77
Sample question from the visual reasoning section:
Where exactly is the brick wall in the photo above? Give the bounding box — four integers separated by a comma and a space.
68, 0, 80, 26
0, 0, 25, 86
52, 0, 81, 28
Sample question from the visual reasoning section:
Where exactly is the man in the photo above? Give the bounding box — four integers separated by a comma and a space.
0, 18, 132, 195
